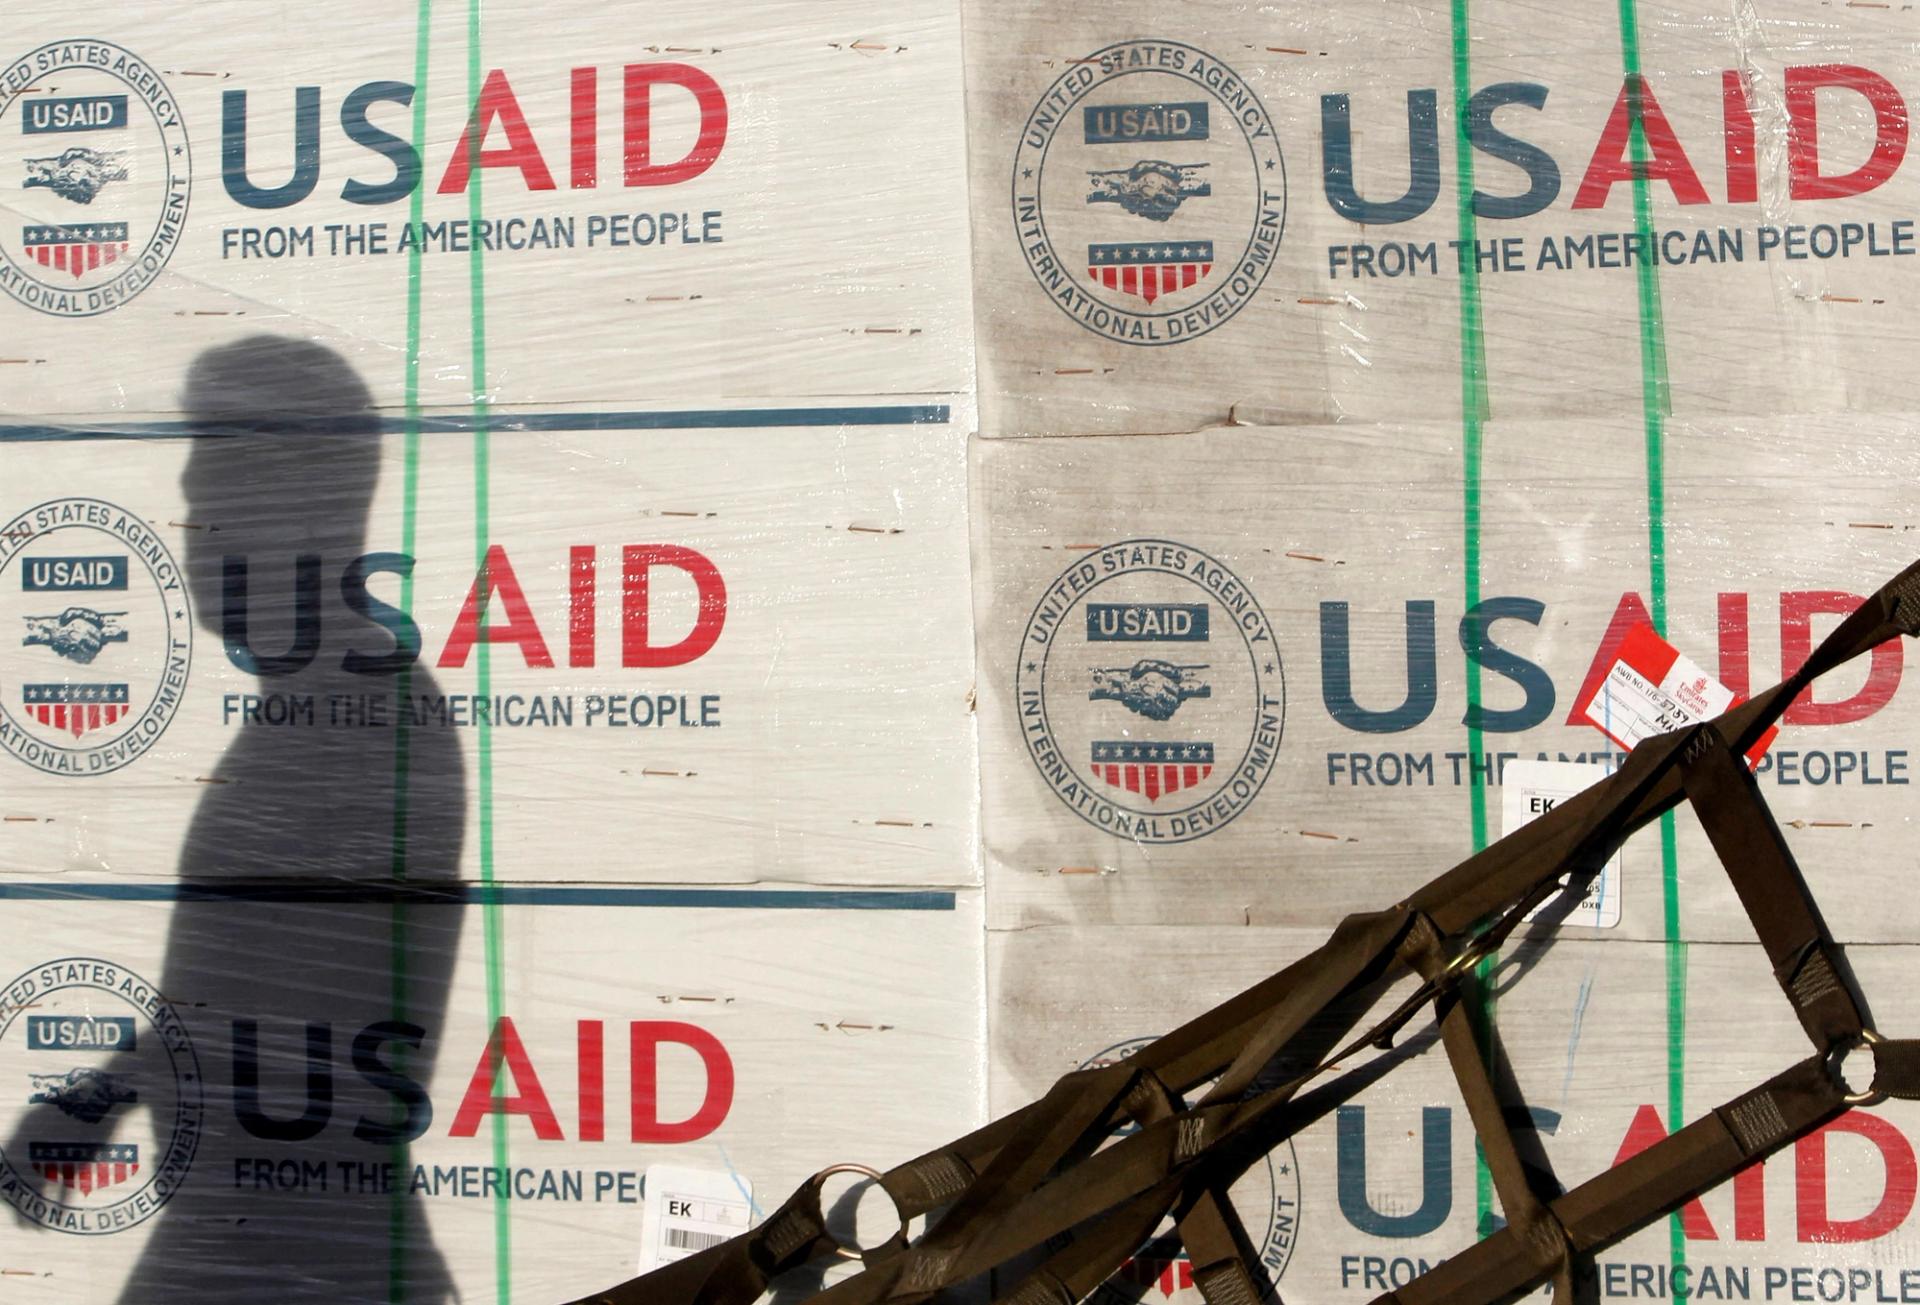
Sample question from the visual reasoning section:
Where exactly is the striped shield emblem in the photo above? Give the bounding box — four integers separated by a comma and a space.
21, 223, 131, 281
29, 1142, 140, 1195
1090, 740, 1215, 802
22, 683, 131, 738
1087, 241, 1214, 305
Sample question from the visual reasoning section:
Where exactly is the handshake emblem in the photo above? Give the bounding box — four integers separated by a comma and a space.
21, 607, 129, 665
1088, 659, 1212, 722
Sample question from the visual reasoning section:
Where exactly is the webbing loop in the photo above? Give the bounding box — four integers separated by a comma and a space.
569, 562, 1920, 1305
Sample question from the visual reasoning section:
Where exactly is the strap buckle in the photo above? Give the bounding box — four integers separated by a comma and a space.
1831, 1028, 1888, 1107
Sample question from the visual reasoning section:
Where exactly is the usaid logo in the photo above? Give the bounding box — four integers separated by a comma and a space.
1012, 41, 1284, 345
0, 498, 191, 777
1017, 540, 1282, 843
0, 40, 190, 316
0, 958, 203, 1234
1076, 1038, 1299, 1302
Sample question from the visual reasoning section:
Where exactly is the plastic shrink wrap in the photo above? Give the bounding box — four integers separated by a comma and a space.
0, 3, 981, 1300
967, 0, 1920, 1301
9, 0, 1920, 1300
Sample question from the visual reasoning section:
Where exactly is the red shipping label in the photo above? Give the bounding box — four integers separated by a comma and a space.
1574, 622, 1778, 763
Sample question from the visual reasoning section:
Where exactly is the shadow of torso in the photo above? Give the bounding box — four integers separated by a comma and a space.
116, 662, 466, 1302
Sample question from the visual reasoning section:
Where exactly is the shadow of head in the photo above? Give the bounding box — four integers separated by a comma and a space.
178, 336, 382, 630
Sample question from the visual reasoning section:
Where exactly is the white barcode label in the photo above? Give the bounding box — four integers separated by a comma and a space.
1502, 759, 1623, 929
666, 1227, 729, 1252
639, 1164, 755, 1273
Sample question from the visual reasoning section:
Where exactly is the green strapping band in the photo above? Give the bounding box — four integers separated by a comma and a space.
458, 3, 512, 1298
432, 7, 510, 1297
1449, 0, 1498, 1241
1614, 0, 1688, 1281
389, 3, 433, 1299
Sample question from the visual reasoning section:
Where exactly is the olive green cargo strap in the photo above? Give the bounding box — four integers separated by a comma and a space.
572, 561, 1920, 1305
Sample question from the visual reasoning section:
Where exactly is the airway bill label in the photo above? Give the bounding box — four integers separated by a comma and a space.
1575, 622, 1777, 762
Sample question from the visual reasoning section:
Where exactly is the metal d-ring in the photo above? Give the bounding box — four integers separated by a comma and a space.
810, 1163, 903, 1261
1838, 1028, 1888, 1107
1443, 937, 1495, 980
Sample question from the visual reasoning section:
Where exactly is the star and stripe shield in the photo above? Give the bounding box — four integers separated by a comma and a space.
21, 222, 131, 281
1115, 1250, 1195, 1299
22, 683, 131, 738
1087, 240, 1214, 305
1090, 740, 1215, 802
29, 1141, 140, 1195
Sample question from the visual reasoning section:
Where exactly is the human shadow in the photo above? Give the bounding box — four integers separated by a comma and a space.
8, 337, 467, 1300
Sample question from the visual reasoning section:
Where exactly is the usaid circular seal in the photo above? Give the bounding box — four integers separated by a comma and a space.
0, 957, 203, 1234
0, 40, 192, 316
1078, 1037, 1300, 1301
1017, 540, 1281, 843
1011, 41, 1284, 345
0, 498, 192, 776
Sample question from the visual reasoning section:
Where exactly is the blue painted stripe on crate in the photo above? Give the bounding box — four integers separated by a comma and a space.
0, 882, 959, 909
0, 405, 952, 441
